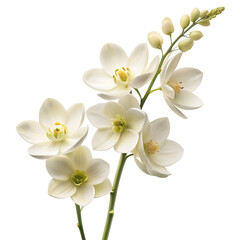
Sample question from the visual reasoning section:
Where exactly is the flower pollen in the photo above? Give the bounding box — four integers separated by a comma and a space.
46, 122, 67, 142
113, 67, 134, 88
71, 170, 88, 186
112, 114, 127, 132
145, 140, 159, 154
167, 80, 184, 93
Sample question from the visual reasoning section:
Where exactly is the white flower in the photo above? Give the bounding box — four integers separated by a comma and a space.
134, 118, 183, 178
83, 43, 160, 100
87, 94, 146, 153
16, 98, 88, 159
46, 146, 112, 206
160, 53, 203, 119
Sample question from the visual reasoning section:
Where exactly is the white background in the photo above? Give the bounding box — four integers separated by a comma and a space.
0, 0, 239, 239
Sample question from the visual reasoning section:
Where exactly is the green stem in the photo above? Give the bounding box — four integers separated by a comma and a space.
75, 204, 86, 240
102, 153, 127, 240
149, 87, 162, 94
140, 21, 198, 108
134, 88, 142, 101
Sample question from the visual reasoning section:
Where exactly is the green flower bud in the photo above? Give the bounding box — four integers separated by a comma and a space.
200, 10, 209, 18
147, 31, 163, 49
199, 20, 210, 26
180, 15, 190, 29
190, 8, 200, 22
206, 7, 225, 19
178, 39, 194, 52
162, 17, 174, 35
190, 31, 203, 40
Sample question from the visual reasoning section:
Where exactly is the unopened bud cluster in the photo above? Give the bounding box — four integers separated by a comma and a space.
148, 6, 224, 53
199, 7, 225, 26
205, 7, 225, 20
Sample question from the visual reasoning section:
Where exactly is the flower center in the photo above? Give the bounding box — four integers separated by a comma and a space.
46, 122, 67, 142
113, 67, 135, 88
145, 140, 159, 154
71, 170, 88, 186
167, 80, 184, 93
112, 114, 127, 132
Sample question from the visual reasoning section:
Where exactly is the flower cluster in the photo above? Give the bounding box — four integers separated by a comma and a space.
16, 6, 224, 239
17, 98, 111, 206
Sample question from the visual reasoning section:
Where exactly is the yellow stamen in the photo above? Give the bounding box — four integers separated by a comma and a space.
113, 67, 135, 88
145, 140, 159, 154
167, 80, 183, 93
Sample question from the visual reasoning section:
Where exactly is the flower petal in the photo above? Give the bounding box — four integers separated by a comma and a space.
16, 120, 47, 144
66, 146, 92, 171
114, 129, 138, 153
134, 156, 149, 175
172, 90, 203, 110
149, 140, 184, 167
46, 156, 74, 180
171, 68, 203, 92
163, 95, 187, 119
83, 68, 116, 91
28, 141, 59, 159
126, 108, 146, 132
102, 102, 126, 119
118, 94, 140, 110
148, 165, 171, 178
144, 118, 170, 147
130, 72, 153, 88
71, 184, 95, 206
159, 53, 173, 85
163, 53, 182, 84
100, 43, 128, 76
86, 103, 111, 128
130, 55, 160, 89
86, 158, 109, 185
67, 103, 85, 136
127, 43, 148, 75
48, 179, 76, 198
145, 55, 160, 73
92, 128, 120, 151
94, 178, 112, 198
39, 98, 67, 130
60, 126, 88, 154
162, 84, 175, 99
98, 86, 130, 100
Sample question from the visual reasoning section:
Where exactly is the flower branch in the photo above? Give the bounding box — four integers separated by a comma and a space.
16, 6, 224, 240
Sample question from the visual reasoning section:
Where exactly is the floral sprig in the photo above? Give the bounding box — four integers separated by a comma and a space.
16, 6, 224, 240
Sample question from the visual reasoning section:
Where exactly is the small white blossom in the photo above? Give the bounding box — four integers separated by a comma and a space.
16, 98, 88, 159
160, 53, 203, 118
83, 43, 159, 99
134, 118, 183, 178
46, 146, 111, 206
87, 94, 146, 153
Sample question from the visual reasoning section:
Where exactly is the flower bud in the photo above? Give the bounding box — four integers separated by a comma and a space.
178, 39, 194, 52
190, 31, 203, 40
199, 20, 210, 26
200, 10, 208, 18
147, 31, 163, 49
180, 15, 190, 29
162, 17, 174, 35
190, 8, 200, 22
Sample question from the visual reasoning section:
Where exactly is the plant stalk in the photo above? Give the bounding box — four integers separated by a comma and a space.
75, 204, 86, 240
102, 153, 127, 240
